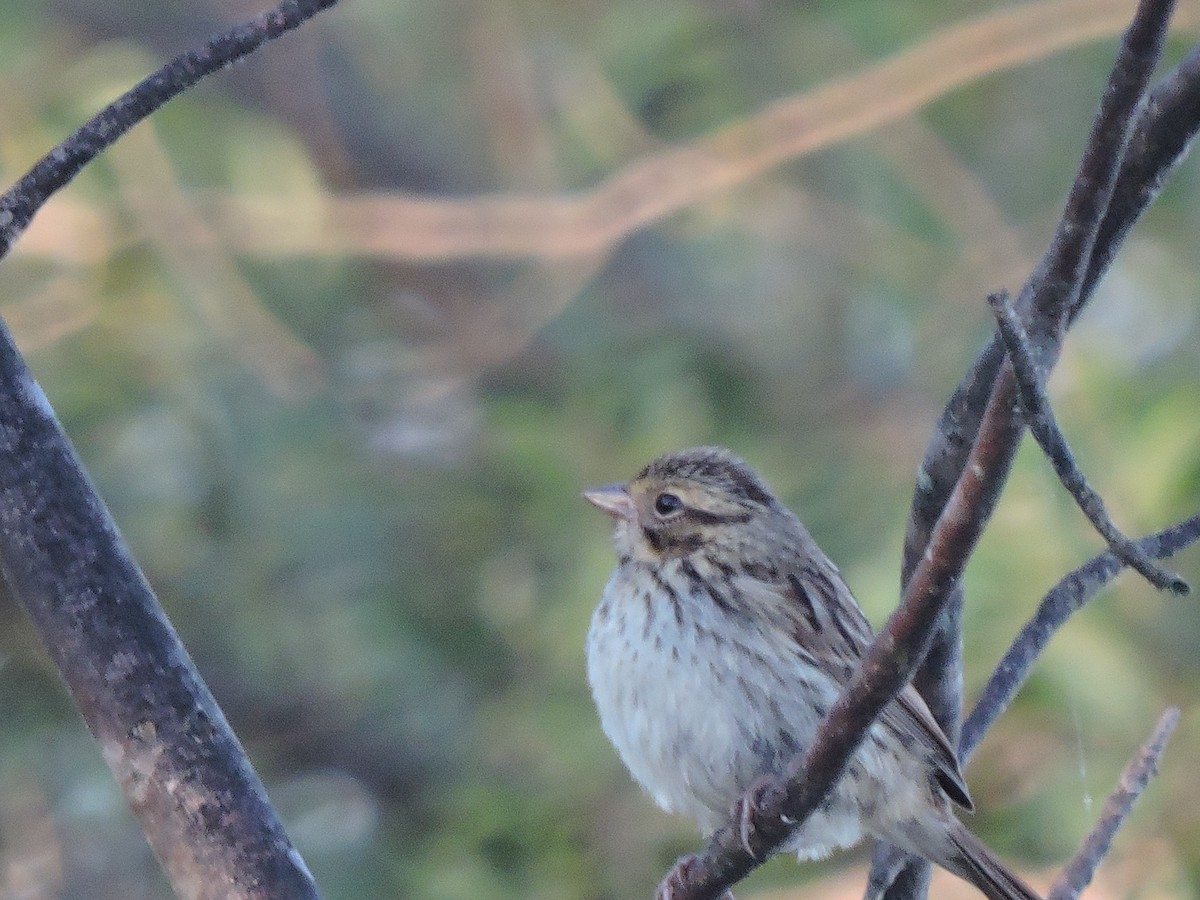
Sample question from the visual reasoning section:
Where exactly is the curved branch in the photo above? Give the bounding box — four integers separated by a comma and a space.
0, 2, 341, 896
0, 0, 340, 262
1048, 708, 1180, 900
962, 514, 1200, 761
878, 3, 1181, 896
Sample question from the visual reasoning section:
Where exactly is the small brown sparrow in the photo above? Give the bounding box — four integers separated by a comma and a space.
584, 447, 1041, 900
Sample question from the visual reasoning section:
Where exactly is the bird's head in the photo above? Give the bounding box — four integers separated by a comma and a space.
583, 447, 778, 561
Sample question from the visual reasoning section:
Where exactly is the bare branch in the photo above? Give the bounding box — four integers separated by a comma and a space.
1047, 708, 1181, 900
961, 513, 1200, 762
886, 39, 1200, 893
0, 0, 340, 262
1021, 0, 1177, 348
876, 5, 1178, 898
1080, 42, 1200, 311
987, 288, 1188, 594
0, 314, 325, 900
906, 1, 1187, 582
908, 38, 1200, 570
0, 2, 344, 896
653, 4, 1181, 895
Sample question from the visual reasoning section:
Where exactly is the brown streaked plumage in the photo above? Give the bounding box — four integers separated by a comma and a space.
584, 447, 1041, 900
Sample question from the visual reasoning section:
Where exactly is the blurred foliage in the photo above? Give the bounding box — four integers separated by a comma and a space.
0, 0, 1199, 898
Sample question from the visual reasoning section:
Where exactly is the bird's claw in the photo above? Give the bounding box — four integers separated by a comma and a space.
655, 854, 735, 900
731, 774, 779, 858
655, 854, 697, 900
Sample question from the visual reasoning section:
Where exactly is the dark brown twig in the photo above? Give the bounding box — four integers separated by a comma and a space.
908, 38, 1200, 575
877, 4, 1182, 897
987, 289, 1188, 595
0, 0, 340, 262
961, 513, 1200, 762
1079, 43, 1200, 312
1047, 708, 1180, 900
660, 4, 1178, 895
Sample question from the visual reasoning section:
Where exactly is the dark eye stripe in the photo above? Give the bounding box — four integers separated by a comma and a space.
680, 507, 752, 526
661, 533, 704, 555
643, 524, 705, 556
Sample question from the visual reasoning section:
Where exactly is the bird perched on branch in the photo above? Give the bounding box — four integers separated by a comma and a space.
584, 447, 1041, 900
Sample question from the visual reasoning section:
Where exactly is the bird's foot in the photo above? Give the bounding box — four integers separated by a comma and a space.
731, 774, 782, 858
655, 854, 734, 900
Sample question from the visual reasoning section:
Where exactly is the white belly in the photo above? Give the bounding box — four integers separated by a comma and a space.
585, 562, 922, 859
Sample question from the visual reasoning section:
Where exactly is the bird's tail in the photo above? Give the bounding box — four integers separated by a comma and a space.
941, 821, 1043, 900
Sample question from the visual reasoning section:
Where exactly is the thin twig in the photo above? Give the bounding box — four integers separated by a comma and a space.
1047, 708, 1181, 900
961, 513, 1200, 761
910, 39, 1200, 566
988, 289, 1189, 595
0, 0, 340, 262
1021, 0, 1176, 348
1080, 43, 1200, 311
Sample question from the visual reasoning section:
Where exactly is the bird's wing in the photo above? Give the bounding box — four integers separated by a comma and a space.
891, 684, 973, 810
780, 558, 973, 811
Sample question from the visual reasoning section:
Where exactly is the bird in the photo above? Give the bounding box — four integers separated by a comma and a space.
583, 446, 1042, 900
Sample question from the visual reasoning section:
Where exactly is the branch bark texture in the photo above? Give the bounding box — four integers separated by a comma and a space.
0, 1, 342, 896
0, 318, 320, 898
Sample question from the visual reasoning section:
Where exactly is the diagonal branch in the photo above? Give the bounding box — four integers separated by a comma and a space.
873, 3, 1179, 897
907, 39, 1200, 573
1048, 708, 1181, 900
905, 6, 1192, 590
888, 45, 1200, 899
1079, 42, 1200, 311
961, 513, 1200, 762
0, 0, 340, 262
0, 2, 342, 896
987, 288, 1188, 594
1020, 0, 1171, 342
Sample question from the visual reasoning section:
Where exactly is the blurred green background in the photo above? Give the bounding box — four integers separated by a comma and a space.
0, 0, 1199, 897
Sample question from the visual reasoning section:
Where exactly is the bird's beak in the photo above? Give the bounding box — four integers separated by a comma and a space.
582, 483, 636, 520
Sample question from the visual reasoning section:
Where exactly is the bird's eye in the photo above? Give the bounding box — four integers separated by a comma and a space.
654, 492, 683, 516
